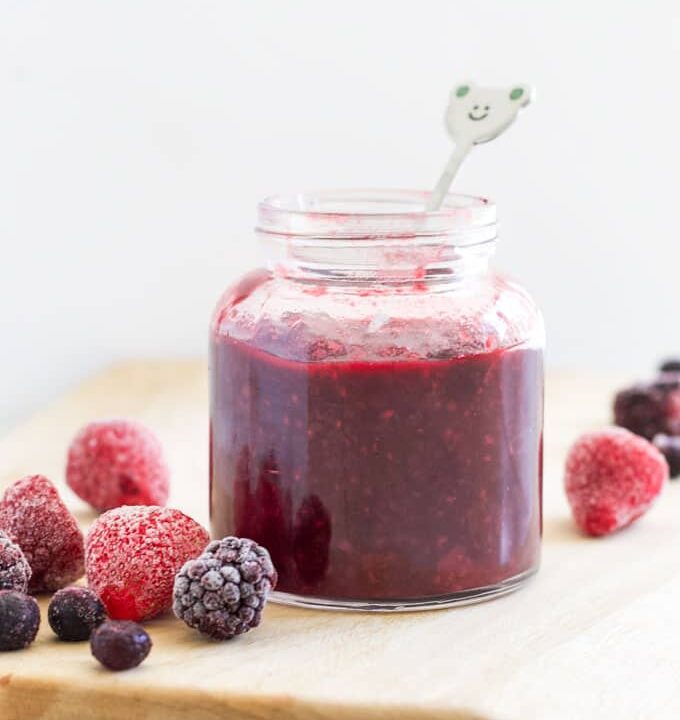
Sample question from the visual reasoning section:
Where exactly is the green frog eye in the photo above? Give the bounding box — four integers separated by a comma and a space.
510, 87, 524, 101
455, 85, 470, 98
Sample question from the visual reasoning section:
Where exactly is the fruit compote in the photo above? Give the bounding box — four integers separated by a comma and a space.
210, 189, 544, 609
211, 331, 542, 605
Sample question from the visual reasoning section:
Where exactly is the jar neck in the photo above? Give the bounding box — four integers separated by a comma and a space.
265, 240, 495, 289
256, 189, 498, 290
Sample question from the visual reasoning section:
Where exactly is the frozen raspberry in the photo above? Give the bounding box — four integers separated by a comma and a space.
173, 536, 277, 640
564, 427, 668, 536
0, 590, 40, 651
0, 532, 31, 592
48, 586, 107, 641
66, 420, 170, 512
86, 506, 209, 621
90, 620, 151, 670
659, 358, 680, 373
0, 475, 85, 592
653, 434, 680, 478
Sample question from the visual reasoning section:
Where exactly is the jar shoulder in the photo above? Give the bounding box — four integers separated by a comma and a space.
212, 269, 543, 361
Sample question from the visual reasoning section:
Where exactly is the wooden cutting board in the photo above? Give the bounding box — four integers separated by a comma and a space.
0, 361, 678, 720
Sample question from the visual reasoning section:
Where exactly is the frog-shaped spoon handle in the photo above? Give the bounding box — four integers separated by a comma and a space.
426, 82, 532, 211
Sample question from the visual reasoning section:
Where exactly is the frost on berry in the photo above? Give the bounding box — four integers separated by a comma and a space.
0, 590, 41, 651
173, 536, 277, 640
86, 506, 209, 621
0, 532, 32, 593
48, 586, 107, 641
67, 420, 170, 511
0, 475, 84, 592
90, 620, 151, 670
564, 427, 667, 536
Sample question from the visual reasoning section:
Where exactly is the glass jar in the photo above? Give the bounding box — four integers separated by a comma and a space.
210, 189, 544, 611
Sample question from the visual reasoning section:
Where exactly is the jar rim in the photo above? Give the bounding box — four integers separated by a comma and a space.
257, 188, 497, 242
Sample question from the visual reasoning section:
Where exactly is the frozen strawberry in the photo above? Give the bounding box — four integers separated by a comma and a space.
66, 420, 170, 512
86, 506, 209, 621
0, 475, 85, 592
564, 427, 667, 537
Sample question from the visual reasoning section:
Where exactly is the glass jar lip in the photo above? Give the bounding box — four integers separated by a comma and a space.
257, 188, 497, 242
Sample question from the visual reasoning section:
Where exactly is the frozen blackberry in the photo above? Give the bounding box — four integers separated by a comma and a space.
614, 385, 668, 440
0, 532, 31, 592
653, 434, 680, 478
90, 620, 151, 670
614, 374, 680, 440
0, 590, 40, 651
173, 537, 277, 640
659, 359, 680, 373
48, 587, 107, 641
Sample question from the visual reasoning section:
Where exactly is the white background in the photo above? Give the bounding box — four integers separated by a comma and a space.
1, 0, 679, 432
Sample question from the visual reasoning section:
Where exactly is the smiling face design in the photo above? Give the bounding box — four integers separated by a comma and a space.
468, 104, 490, 121
445, 83, 531, 145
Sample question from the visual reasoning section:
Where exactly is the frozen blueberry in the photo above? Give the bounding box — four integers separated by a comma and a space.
48, 587, 107, 641
90, 620, 151, 671
0, 590, 40, 651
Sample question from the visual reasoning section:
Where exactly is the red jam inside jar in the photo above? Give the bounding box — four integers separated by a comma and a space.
210, 190, 544, 610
